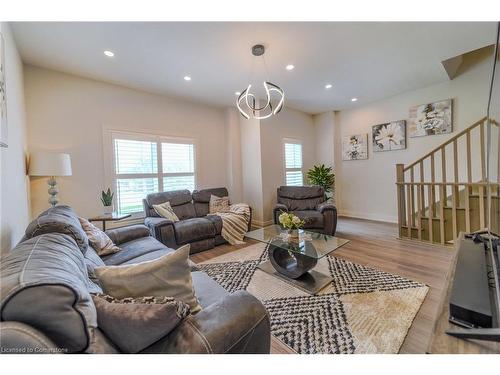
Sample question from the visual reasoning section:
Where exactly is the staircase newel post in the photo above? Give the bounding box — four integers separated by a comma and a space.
396, 164, 405, 238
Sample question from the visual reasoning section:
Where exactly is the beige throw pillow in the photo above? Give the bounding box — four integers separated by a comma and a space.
152, 201, 179, 222
94, 244, 201, 313
209, 195, 230, 214
79, 217, 121, 256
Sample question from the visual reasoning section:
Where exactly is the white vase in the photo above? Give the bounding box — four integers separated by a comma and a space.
103, 206, 113, 215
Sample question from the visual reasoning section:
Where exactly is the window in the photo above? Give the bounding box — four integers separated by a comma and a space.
110, 132, 196, 215
284, 141, 303, 186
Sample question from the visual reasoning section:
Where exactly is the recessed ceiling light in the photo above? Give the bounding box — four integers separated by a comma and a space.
286, 64, 295, 71
235, 91, 241, 96
103, 50, 114, 57
351, 97, 358, 102
325, 84, 332, 89
184, 76, 192, 81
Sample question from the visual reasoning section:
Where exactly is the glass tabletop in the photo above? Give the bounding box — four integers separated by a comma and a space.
245, 225, 350, 259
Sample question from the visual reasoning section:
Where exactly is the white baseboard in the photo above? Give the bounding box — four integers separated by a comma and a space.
338, 209, 397, 224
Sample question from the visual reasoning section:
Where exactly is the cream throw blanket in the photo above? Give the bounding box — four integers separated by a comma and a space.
209, 203, 250, 245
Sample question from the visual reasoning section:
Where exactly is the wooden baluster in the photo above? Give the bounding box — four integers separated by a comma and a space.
396, 164, 405, 238
440, 148, 446, 244
452, 184, 458, 242
427, 184, 434, 243
430, 153, 436, 218
407, 184, 412, 239
465, 131, 472, 232
453, 140, 459, 208
479, 122, 486, 229
416, 175, 422, 240
428, 155, 435, 243
410, 167, 415, 227
419, 161, 425, 209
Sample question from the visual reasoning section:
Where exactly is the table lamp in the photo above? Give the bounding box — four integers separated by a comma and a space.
28, 151, 72, 207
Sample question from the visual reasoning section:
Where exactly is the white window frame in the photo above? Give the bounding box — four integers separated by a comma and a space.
283, 138, 304, 186
103, 128, 198, 217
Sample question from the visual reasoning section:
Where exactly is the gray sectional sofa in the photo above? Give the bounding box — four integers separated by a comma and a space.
0, 205, 270, 354
143, 187, 252, 253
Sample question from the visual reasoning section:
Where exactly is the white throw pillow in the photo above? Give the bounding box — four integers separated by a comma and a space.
153, 201, 179, 222
209, 195, 230, 214
79, 217, 121, 256
94, 244, 201, 313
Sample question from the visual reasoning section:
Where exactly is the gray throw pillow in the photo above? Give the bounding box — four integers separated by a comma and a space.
94, 244, 201, 313
91, 294, 190, 353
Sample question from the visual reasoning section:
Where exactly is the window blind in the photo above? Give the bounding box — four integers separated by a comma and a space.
284, 142, 303, 186
111, 134, 196, 215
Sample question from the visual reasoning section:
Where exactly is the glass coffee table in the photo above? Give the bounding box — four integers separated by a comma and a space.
245, 225, 350, 294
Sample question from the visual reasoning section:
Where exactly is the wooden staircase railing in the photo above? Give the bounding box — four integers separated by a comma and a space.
396, 117, 500, 245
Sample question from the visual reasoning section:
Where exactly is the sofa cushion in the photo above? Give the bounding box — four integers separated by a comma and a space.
102, 236, 171, 266
193, 187, 229, 217
146, 190, 192, 207
91, 294, 190, 353
278, 186, 324, 199
277, 186, 325, 211
24, 205, 89, 254
172, 202, 197, 220
0, 233, 97, 353
191, 271, 229, 308
83, 246, 106, 294
292, 210, 324, 229
205, 215, 223, 234
94, 245, 202, 313
174, 218, 216, 245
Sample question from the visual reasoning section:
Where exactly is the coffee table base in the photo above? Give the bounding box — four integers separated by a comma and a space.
258, 261, 333, 295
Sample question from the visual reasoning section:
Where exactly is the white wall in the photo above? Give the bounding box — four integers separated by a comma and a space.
25, 66, 228, 218
260, 107, 315, 223
224, 107, 243, 203
314, 111, 336, 167
0, 22, 30, 253
334, 54, 492, 223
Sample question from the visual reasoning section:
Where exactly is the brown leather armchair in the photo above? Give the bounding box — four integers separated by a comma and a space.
273, 186, 337, 236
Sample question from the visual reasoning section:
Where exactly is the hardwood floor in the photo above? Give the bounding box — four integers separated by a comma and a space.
191, 216, 457, 354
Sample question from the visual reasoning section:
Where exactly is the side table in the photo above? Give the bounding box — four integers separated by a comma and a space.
88, 213, 132, 231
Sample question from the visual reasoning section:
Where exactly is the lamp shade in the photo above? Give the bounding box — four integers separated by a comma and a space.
28, 151, 72, 177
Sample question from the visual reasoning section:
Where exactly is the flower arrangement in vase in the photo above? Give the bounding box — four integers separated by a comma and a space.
278, 212, 305, 240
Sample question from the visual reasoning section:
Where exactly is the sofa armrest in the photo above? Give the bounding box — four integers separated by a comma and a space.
316, 203, 338, 236
273, 203, 288, 224
141, 291, 271, 354
105, 224, 150, 245
0, 322, 62, 354
144, 217, 177, 249
316, 202, 336, 213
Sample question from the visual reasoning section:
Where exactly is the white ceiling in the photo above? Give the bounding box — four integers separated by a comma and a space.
11, 22, 497, 114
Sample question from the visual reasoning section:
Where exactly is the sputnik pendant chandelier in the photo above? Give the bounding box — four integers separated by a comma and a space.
236, 44, 285, 120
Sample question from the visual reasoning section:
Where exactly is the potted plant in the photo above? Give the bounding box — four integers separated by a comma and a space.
307, 164, 335, 203
101, 188, 115, 214
278, 212, 305, 240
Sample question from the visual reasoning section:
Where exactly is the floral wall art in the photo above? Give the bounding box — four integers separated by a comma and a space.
408, 99, 452, 137
342, 134, 368, 161
372, 120, 406, 152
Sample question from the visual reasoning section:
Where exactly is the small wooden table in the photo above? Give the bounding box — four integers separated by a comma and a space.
88, 213, 131, 231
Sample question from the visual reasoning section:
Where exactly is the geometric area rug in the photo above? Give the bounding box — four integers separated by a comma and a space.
197, 242, 428, 354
